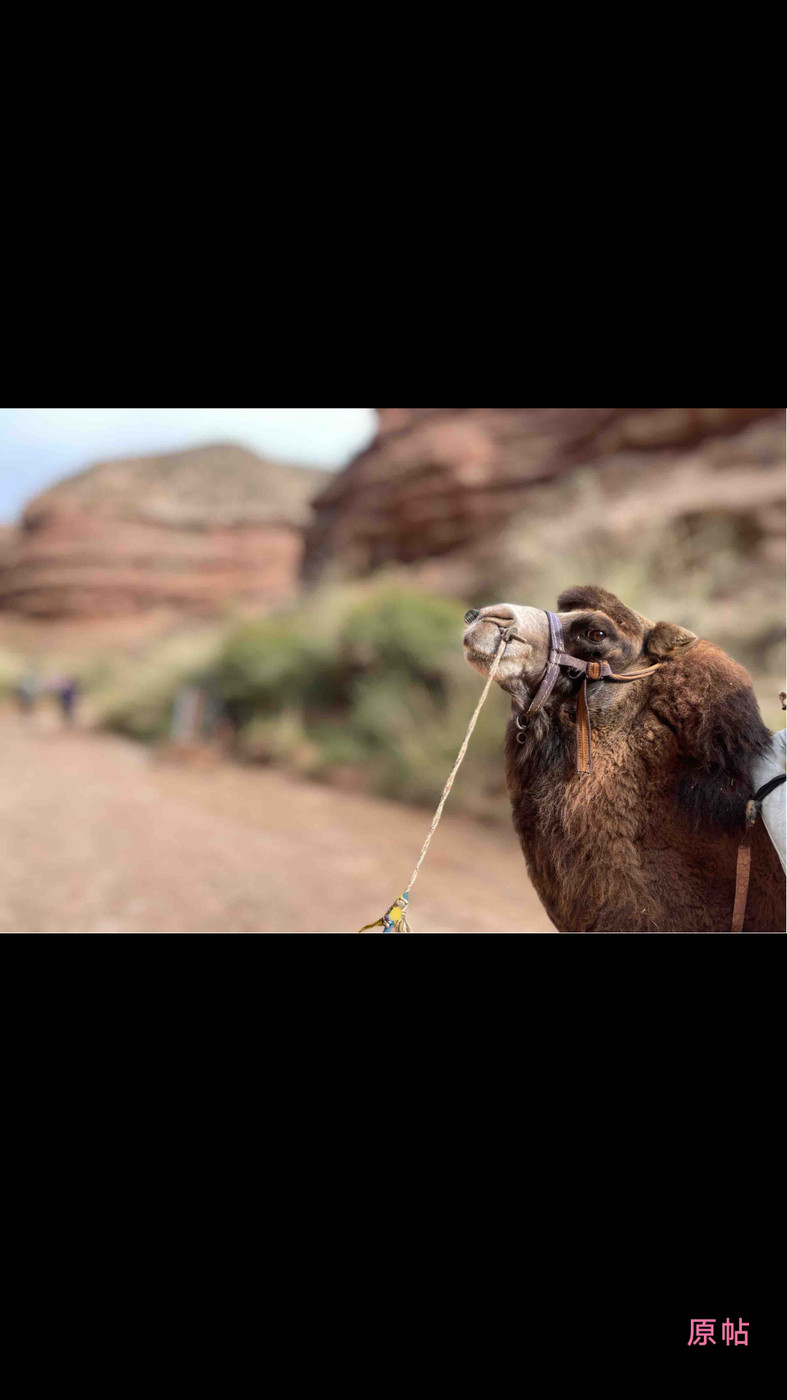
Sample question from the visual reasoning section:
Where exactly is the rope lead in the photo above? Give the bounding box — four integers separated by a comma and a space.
359, 634, 508, 933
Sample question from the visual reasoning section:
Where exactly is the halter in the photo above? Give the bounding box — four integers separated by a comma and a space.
496, 610, 661, 774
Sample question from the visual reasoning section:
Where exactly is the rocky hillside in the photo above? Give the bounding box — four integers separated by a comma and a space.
304, 408, 782, 582
0, 444, 327, 620
302, 407, 784, 693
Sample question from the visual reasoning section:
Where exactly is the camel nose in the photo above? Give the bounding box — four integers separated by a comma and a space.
464, 609, 480, 624
478, 605, 518, 623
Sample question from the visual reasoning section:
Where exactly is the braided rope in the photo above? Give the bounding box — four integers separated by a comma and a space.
403, 632, 508, 897
358, 633, 508, 932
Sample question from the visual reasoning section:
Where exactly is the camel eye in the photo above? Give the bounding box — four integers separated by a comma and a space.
586, 628, 606, 642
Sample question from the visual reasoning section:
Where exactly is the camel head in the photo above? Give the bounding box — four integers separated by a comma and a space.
463, 584, 696, 709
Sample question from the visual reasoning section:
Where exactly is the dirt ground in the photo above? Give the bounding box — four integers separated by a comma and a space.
0, 707, 554, 934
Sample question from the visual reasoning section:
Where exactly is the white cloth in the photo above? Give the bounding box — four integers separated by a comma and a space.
751, 729, 786, 874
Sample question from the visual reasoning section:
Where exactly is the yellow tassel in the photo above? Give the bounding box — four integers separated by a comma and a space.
359, 893, 410, 934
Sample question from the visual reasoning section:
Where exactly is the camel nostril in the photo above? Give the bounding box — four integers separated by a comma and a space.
464, 609, 480, 624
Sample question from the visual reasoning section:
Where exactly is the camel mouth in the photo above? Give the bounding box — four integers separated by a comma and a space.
462, 627, 499, 665
463, 618, 532, 690
463, 640, 493, 669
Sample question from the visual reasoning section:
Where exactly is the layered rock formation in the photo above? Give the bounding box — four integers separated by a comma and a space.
304, 408, 783, 581
0, 444, 327, 620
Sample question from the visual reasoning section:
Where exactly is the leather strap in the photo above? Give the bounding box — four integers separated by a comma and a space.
576, 674, 593, 773
605, 663, 662, 680
731, 775, 786, 932
525, 612, 566, 717
732, 799, 761, 932
753, 773, 786, 803
552, 655, 661, 682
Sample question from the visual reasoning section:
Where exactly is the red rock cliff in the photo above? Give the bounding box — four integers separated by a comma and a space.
303, 408, 782, 581
0, 443, 327, 620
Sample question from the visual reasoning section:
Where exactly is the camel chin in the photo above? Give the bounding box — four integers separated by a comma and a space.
463, 638, 527, 688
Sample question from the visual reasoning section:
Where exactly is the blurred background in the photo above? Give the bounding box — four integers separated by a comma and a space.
0, 406, 783, 933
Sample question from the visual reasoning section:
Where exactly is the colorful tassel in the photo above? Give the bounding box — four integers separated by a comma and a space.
359, 893, 410, 934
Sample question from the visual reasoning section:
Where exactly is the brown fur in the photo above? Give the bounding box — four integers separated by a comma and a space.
503, 587, 785, 933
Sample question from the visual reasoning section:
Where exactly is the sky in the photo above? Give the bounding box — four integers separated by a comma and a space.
0, 408, 377, 522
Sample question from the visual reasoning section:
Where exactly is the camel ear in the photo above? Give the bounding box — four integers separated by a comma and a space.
646, 621, 697, 658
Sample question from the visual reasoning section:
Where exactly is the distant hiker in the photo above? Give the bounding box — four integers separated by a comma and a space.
56, 675, 80, 726
171, 685, 203, 744
16, 672, 40, 717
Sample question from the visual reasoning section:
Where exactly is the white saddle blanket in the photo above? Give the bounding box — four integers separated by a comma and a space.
751, 729, 786, 874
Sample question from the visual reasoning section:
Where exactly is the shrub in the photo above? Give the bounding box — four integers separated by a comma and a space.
207, 583, 514, 818
91, 628, 225, 742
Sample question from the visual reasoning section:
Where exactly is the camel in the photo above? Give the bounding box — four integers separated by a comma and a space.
463, 585, 785, 932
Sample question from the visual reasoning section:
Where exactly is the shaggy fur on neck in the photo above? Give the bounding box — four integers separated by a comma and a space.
502, 593, 783, 933
650, 639, 772, 833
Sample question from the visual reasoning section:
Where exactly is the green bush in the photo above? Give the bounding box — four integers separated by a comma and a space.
91, 628, 225, 743
207, 584, 513, 818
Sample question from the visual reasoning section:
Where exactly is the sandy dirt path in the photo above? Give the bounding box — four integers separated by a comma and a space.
0, 710, 555, 934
